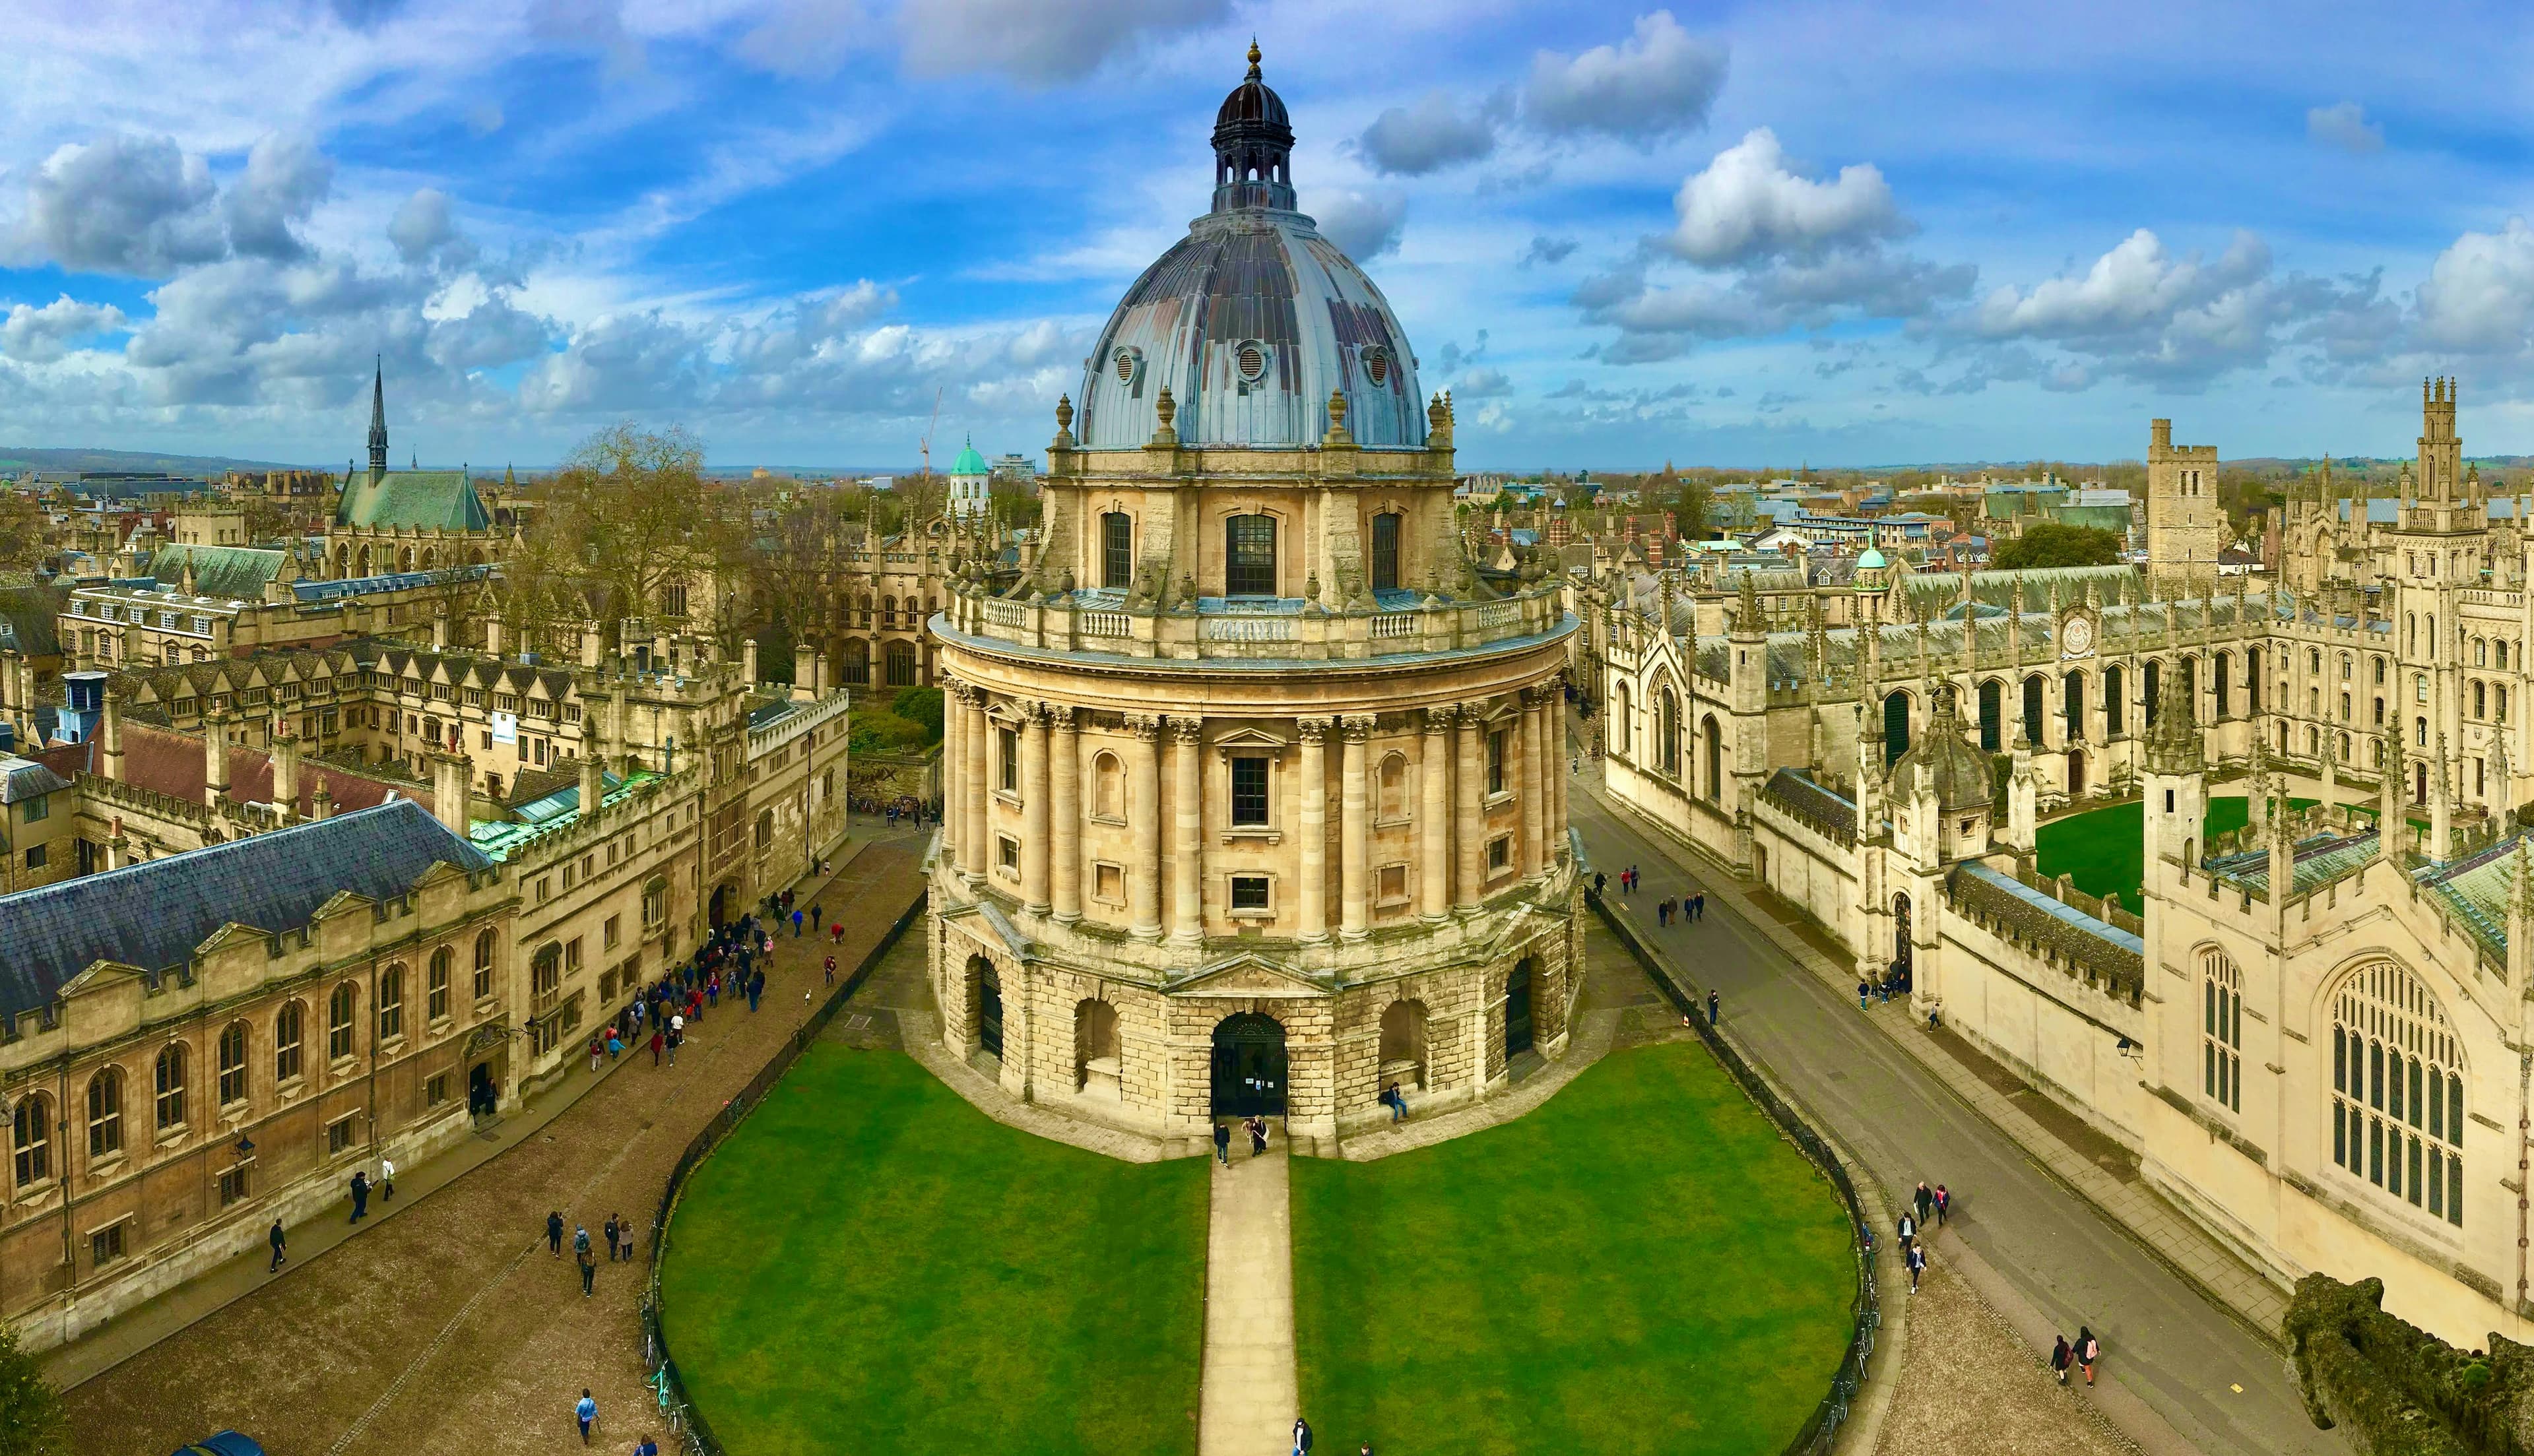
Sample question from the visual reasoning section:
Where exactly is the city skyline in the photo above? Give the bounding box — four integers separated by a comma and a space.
0, 1, 2527, 470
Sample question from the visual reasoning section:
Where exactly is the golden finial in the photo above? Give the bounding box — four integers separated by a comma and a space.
1246, 38, 1262, 79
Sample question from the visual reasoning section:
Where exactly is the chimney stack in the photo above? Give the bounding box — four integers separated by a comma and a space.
431, 749, 474, 839
204, 708, 233, 807
270, 716, 300, 820
310, 779, 335, 821
100, 687, 124, 783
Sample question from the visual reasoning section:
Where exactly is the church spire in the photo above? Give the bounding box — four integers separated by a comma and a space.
368, 357, 389, 483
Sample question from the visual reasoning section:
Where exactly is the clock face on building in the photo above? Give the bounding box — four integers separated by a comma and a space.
2062, 615, 2095, 658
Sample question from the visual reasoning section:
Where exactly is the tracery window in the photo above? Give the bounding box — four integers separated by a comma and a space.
2202, 949, 2241, 1114
2330, 959, 2463, 1226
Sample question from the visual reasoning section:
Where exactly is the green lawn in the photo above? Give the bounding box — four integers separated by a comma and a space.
1290, 1041, 1857, 1455
661, 1047, 1208, 1455
2035, 794, 2364, 904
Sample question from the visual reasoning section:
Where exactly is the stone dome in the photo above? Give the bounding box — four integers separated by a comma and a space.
1073, 44, 1426, 454
1891, 703, 1994, 811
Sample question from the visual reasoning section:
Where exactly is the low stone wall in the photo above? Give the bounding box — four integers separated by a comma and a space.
2285, 1272, 2534, 1455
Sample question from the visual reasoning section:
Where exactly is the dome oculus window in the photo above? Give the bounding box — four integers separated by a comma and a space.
1235, 341, 1269, 385
1363, 346, 1390, 385
1113, 347, 1142, 383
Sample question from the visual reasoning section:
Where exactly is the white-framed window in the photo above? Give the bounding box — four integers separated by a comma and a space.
1228, 874, 1272, 914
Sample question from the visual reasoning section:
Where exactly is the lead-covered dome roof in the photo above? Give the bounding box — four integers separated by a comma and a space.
1074, 44, 1426, 453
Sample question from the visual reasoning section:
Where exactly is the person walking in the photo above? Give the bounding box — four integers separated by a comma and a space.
1913, 1182, 1934, 1228
604, 1214, 622, 1263
666, 1025, 682, 1066
1291, 1415, 1313, 1456
267, 1217, 286, 1272
381, 1156, 396, 1202
575, 1389, 598, 1445
2077, 1326, 2100, 1385
808, 902, 822, 936
1656, 896, 1673, 927
649, 1028, 664, 1067
791, 908, 804, 937
634, 1436, 658, 1456
824, 955, 837, 986
579, 1243, 597, 1296
2050, 1335, 2073, 1385
348, 1169, 370, 1224
1905, 1240, 1926, 1294
1858, 978, 1870, 1010
574, 1222, 592, 1261
1213, 1120, 1231, 1166
1592, 870, 1606, 897
1249, 1115, 1269, 1157
1934, 1184, 1950, 1226
587, 1035, 603, 1073
1896, 1211, 1915, 1250
1693, 892, 1706, 921
1706, 989, 1720, 1027
548, 1210, 566, 1257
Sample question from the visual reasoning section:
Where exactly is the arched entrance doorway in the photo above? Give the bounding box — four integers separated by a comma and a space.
707, 883, 734, 928
1505, 960, 1536, 1056
1892, 893, 1914, 988
2067, 749, 2085, 796
467, 1060, 496, 1118
1210, 1013, 1286, 1117
975, 957, 1004, 1058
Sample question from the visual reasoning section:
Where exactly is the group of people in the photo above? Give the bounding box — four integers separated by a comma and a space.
1603, 864, 1707, 928
1895, 1180, 1950, 1294
2051, 1327, 2103, 1386
1287, 1415, 1375, 1455
569, 1389, 658, 1452
1856, 965, 1915, 1009
1211, 1114, 1273, 1164
546, 1207, 639, 1295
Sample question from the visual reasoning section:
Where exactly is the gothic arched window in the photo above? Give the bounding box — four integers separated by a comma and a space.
2331, 959, 2463, 1226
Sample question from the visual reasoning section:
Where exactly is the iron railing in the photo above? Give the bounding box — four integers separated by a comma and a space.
639, 894, 928, 1455
1587, 889, 1881, 1456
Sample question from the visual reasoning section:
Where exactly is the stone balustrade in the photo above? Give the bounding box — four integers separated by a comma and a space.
940, 576, 1569, 663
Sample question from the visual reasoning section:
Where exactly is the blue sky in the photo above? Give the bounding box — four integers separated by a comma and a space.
0, 0, 2531, 471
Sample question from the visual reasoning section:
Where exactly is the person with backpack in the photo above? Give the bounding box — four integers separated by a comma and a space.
2050, 1335, 2073, 1384
2077, 1326, 2100, 1385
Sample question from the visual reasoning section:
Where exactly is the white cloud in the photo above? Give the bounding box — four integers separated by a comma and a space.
1666, 128, 1902, 267
2415, 218, 2534, 355
2307, 101, 2384, 154
0, 296, 129, 363
733, 0, 866, 80
896, 0, 1228, 86
1357, 90, 1503, 177
1451, 366, 1512, 398
222, 133, 334, 262
8, 133, 226, 275
1973, 229, 2263, 340
1311, 189, 1406, 261
1525, 11, 1726, 142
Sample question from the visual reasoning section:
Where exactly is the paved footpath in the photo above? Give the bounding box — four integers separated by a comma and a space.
62, 824, 929, 1456
1199, 1131, 1299, 1456
1570, 767, 2347, 1456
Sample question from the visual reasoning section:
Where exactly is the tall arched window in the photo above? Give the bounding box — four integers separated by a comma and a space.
1225, 514, 1278, 597
1976, 679, 2002, 752
2104, 664, 2125, 736
2331, 959, 2463, 1226
329, 982, 358, 1061
473, 930, 498, 999
378, 965, 405, 1041
154, 1042, 188, 1131
1613, 683, 1631, 753
1658, 689, 1680, 776
217, 1022, 249, 1106
2475, 681, 2487, 719
86, 1068, 123, 1158
1883, 691, 1910, 765
2201, 951, 2241, 1114
2063, 671, 2087, 744
2143, 659, 2162, 724
841, 639, 871, 685
2021, 674, 2045, 746
12, 1094, 51, 1188
1101, 512, 1133, 588
428, 947, 453, 1021
2246, 647, 2261, 712
885, 640, 917, 687
276, 1001, 305, 1081
1702, 715, 1722, 801
1092, 751, 1124, 818
2215, 651, 2232, 716
1371, 511, 1402, 592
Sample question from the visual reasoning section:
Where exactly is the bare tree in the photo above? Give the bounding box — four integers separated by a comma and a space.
535, 424, 743, 650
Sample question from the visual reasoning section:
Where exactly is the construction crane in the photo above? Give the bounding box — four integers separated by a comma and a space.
918, 387, 943, 478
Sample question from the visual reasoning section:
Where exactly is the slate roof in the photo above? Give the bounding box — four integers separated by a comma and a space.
147, 544, 284, 600
334, 470, 493, 532
0, 800, 490, 1023
0, 755, 70, 803
0, 585, 65, 656
1757, 768, 1858, 844
1948, 862, 2145, 1001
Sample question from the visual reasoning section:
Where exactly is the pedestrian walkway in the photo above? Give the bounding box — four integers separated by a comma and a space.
1199, 1129, 1299, 1456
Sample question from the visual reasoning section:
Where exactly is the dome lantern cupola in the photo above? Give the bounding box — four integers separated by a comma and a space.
1212, 40, 1296, 214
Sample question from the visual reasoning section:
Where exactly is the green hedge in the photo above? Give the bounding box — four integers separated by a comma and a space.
2283, 1273, 2531, 1455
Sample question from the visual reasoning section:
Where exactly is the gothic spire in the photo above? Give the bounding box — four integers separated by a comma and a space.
368, 357, 389, 482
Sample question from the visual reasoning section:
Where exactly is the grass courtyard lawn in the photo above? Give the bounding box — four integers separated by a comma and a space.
661, 1046, 1208, 1456
1290, 1040, 1856, 1455
2038, 794, 2300, 905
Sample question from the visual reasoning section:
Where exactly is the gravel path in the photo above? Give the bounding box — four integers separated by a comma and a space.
1875, 1255, 2141, 1456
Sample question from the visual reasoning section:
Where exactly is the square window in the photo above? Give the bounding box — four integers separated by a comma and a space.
426, 1073, 450, 1107
90, 1222, 127, 1267
1230, 875, 1271, 912
1488, 837, 1511, 871
1377, 864, 1410, 904
327, 1116, 355, 1155
218, 1167, 250, 1207
603, 915, 621, 951
24, 844, 43, 870
1231, 755, 1270, 827
1093, 863, 1125, 903
999, 836, 1020, 871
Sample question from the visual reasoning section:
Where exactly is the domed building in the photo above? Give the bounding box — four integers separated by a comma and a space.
948, 436, 991, 520
927, 44, 1580, 1147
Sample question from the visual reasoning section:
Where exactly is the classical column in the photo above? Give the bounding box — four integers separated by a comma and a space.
1340, 714, 1373, 940
961, 685, 989, 885
1519, 688, 1544, 877
1455, 703, 1486, 910
1049, 705, 1081, 922
1170, 716, 1204, 944
1297, 717, 1330, 943
1421, 706, 1452, 921
1547, 685, 1568, 866
939, 680, 961, 864
1020, 701, 1051, 914
1127, 714, 1163, 941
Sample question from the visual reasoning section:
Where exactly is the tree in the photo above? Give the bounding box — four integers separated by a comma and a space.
1990, 523, 2124, 571
535, 424, 743, 650
0, 491, 45, 573
0, 1321, 69, 1456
